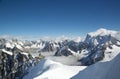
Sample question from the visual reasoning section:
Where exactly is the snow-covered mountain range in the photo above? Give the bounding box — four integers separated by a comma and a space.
0, 28, 120, 61
1, 28, 120, 62
0, 28, 120, 79
55, 28, 120, 65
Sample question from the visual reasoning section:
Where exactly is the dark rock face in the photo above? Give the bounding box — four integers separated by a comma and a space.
67, 41, 79, 52
79, 35, 120, 66
79, 49, 105, 65
0, 51, 25, 79
55, 34, 120, 66
41, 42, 55, 52
0, 47, 41, 79
40, 41, 60, 52
55, 40, 79, 56
0, 39, 6, 49
55, 46, 73, 56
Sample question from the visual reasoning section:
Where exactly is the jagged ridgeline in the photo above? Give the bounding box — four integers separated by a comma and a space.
0, 39, 44, 79
55, 29, 120, 65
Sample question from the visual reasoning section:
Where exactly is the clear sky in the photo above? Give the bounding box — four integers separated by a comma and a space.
0, 0, 120, 38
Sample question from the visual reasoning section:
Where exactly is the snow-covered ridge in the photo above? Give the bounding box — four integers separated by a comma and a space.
24, 52, 120, 79
72, 53, 120, 79
1, 49, 13, 55
23, 59, 86, 79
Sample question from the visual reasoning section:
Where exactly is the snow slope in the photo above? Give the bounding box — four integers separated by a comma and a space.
72, 53, 120, 79
24, 52, 120, 79
104, 45, 120, 61
2, 49, 13, 55
23, 59, 86, 79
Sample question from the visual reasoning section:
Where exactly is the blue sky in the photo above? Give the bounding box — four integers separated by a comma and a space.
0, 0, 120, 38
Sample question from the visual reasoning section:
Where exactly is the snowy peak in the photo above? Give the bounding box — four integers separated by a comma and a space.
88, 28, 117, 37
73, 37, 83, 43
84, 28, 119, 49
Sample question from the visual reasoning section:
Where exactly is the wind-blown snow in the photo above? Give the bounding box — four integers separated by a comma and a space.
23, 59, 86, 79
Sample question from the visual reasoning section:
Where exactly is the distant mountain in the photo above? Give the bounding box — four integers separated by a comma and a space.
55, 28, 120, 65
0, 28, 120, 66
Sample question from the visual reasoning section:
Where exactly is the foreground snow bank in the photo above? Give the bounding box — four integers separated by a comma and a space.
72, 53, 120, 79
24, 53, 120, 79
23, 59, 86, 79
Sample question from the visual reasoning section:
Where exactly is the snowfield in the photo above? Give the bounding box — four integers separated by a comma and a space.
24, 52, 120, 79
23, 59, 86, 79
